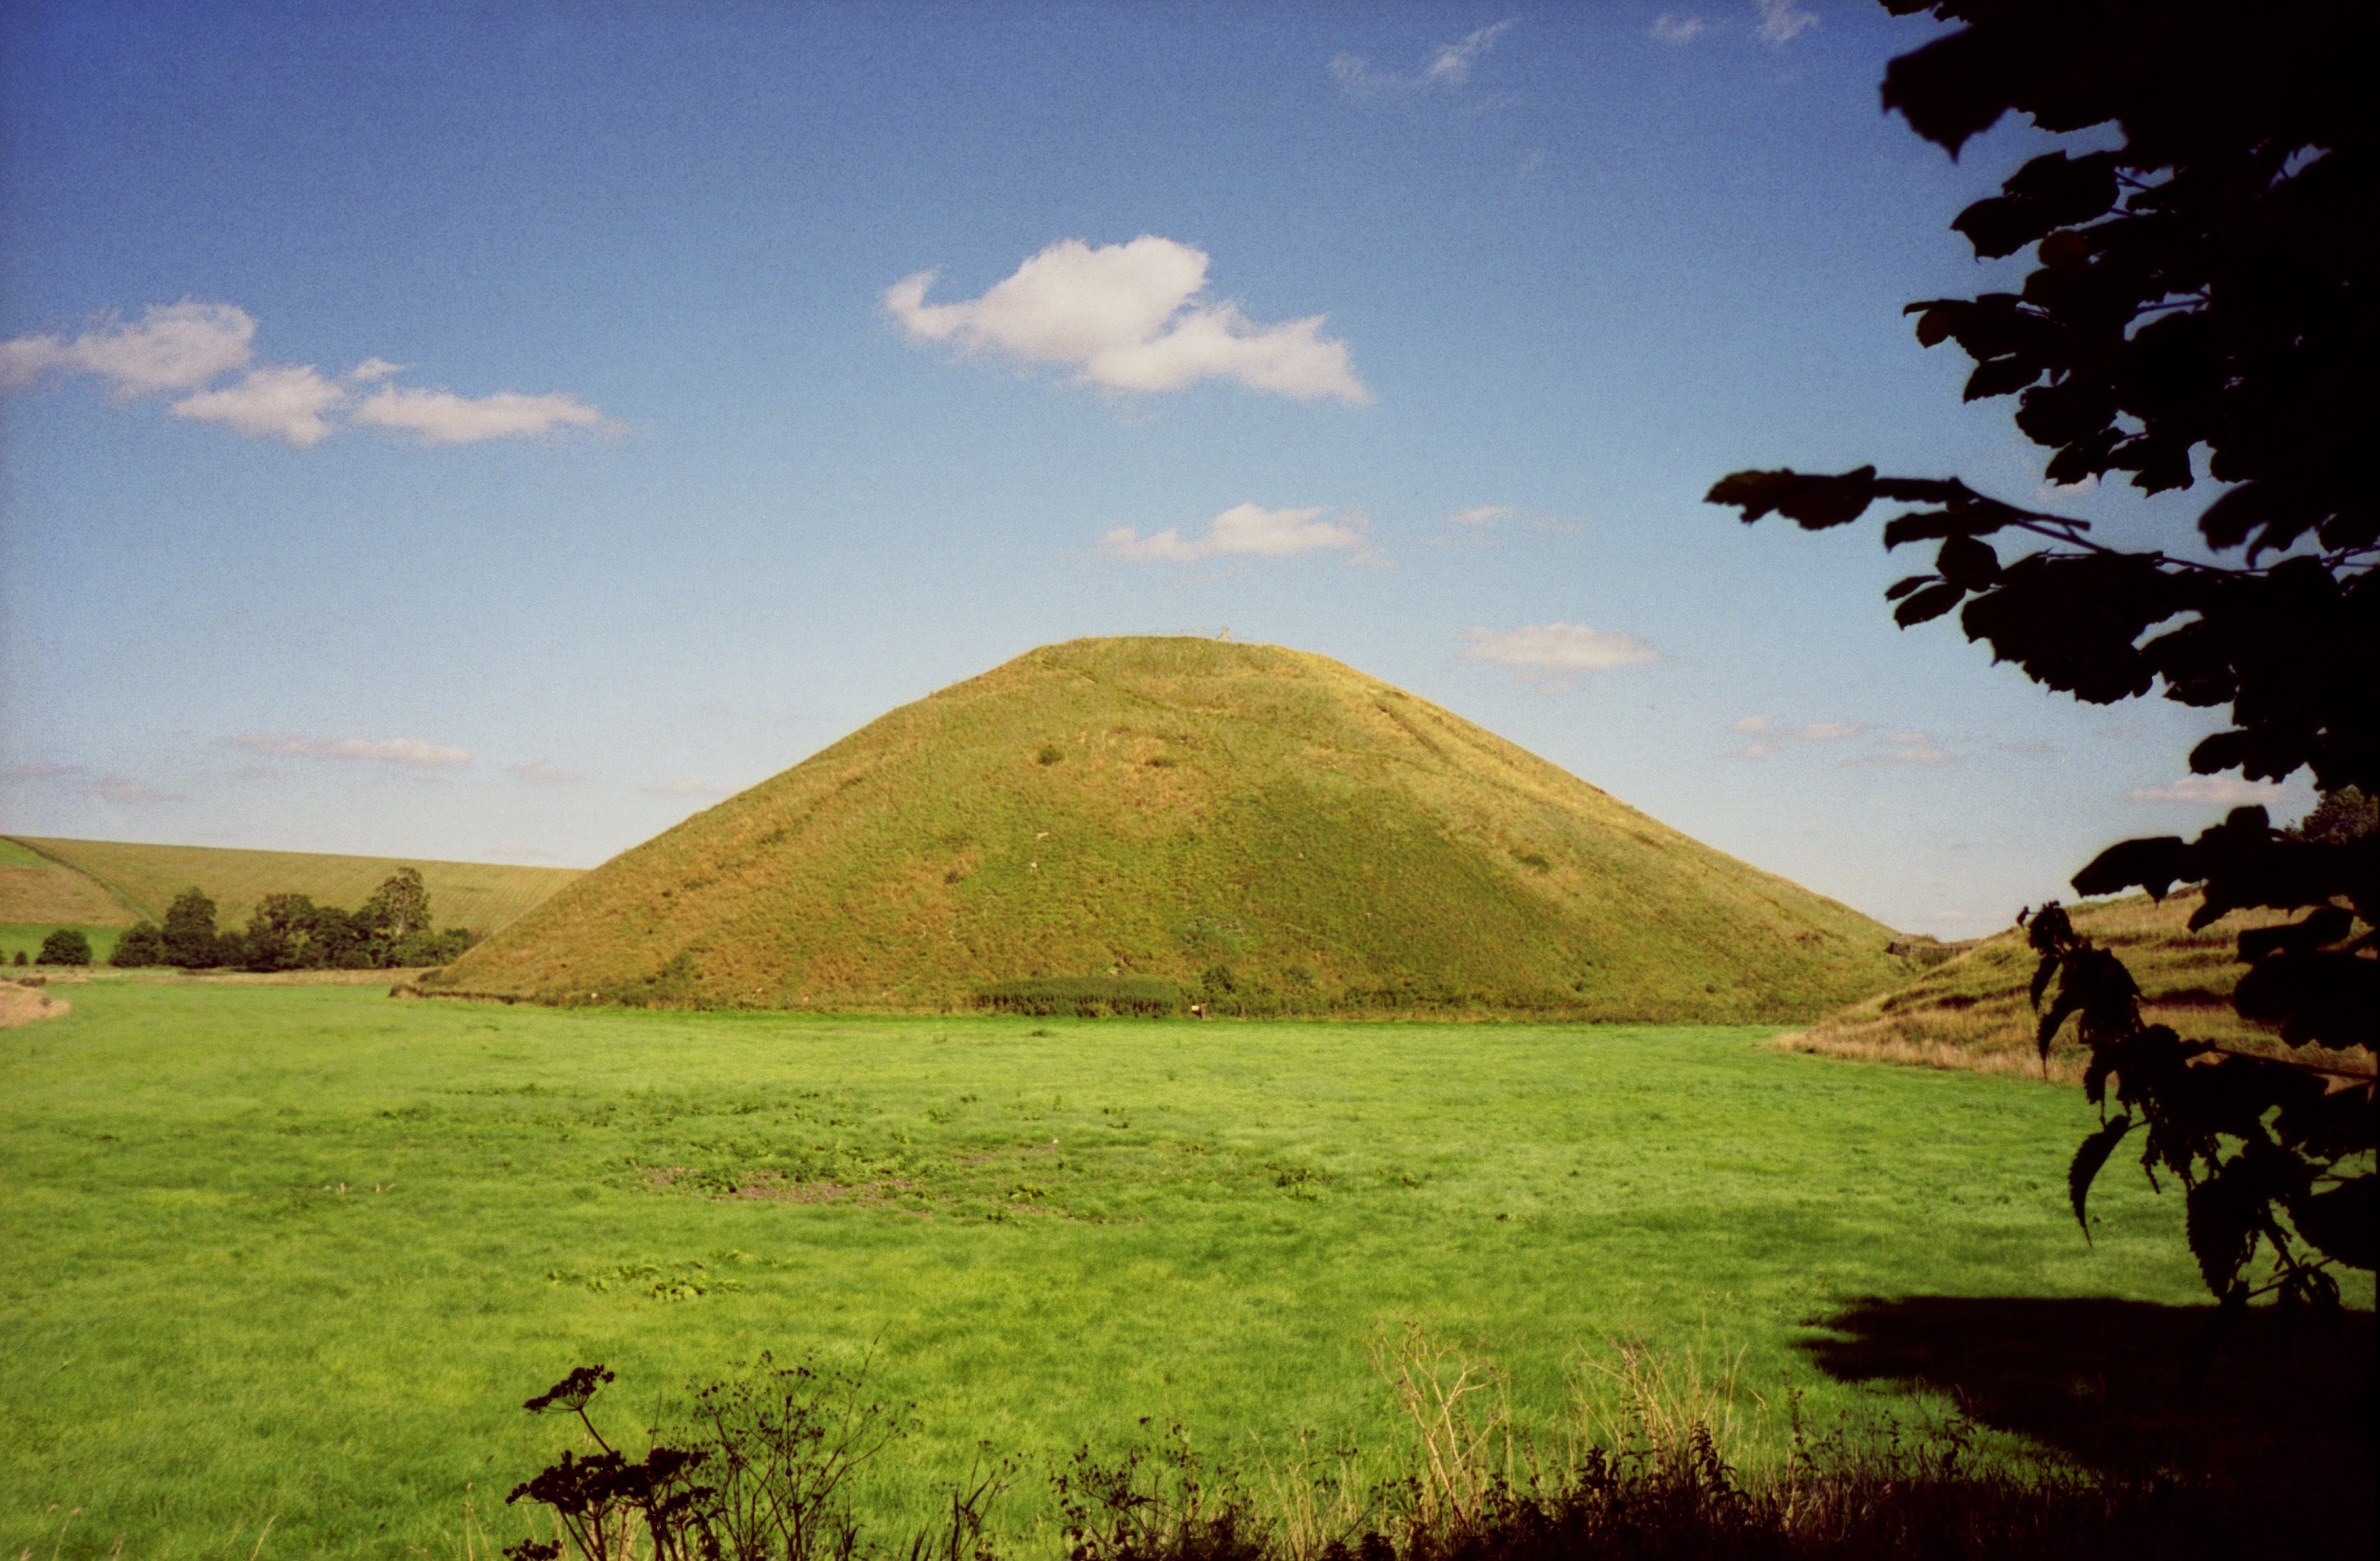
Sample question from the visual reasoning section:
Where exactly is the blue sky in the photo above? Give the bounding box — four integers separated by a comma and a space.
0, 1, 2296, 936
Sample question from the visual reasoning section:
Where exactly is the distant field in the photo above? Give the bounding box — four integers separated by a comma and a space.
7, 984, 2346, 1560
0, 836, 580, 935
0, 922, 122, 964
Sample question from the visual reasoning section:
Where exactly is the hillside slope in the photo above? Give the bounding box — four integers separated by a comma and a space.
427, 636, 1907, 1018
1, 837, 580, 934
1775, 892, 2357, 1081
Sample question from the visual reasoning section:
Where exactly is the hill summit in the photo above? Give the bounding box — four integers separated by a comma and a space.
424, 637, 1905, 1017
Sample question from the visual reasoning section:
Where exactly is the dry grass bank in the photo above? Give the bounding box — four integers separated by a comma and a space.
1776, 892, 2368, 1081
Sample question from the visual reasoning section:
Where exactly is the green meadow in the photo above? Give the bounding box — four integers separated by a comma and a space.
0, 982, 2329, 1558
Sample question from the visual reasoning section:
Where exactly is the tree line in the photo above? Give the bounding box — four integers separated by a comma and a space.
108, 868, 478, 970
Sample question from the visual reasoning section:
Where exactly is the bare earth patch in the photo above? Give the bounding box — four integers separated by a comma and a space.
0, 981, 70, 1027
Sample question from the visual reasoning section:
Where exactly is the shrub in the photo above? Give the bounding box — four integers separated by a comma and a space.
37, 928, 91, 966
976, 975, 1184, 1017
11, 950, 24, 967
110, 920, 165, 967
160, 887, 221, 968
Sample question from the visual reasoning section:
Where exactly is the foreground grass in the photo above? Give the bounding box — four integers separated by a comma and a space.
0, 984, 2357, 1557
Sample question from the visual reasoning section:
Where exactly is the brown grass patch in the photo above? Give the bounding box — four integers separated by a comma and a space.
1779, 890, 2369, 1083
0, 982, 70, 1027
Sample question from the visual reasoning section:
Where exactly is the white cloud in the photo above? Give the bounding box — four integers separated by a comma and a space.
226, 733, 473, 767
1451, 504, 1513, 527
1461, 623, 1662, 679
1796, 721, 1868, 741
509, 759, 584, 785
1850, 732, 1952, 768
347, 385, 613, 445
1651, 14, 1708, 44
1101, 503, 1370, 564
1728, 715, 1773, 734
4, 762, 85, 780
2126, 775, 2308, 806
1331, 18, 1517, 93
86, 775, 180, 804
0, 300, 257, 397
345, 357, 404, 383
1751, 0, 1818, 46
1732, 743, 1777, 759
169, 364, 347, 447
885, 237, 1368, 403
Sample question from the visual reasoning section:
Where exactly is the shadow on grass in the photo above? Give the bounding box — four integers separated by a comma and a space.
1806, 1293, 2374, 1552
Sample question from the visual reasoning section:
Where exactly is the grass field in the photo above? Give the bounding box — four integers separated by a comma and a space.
0, 922, 122, 965
1, 984, 2365, 1559
1, 837, 580, 937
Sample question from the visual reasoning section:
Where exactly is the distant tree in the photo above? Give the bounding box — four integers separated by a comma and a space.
307, 904, 375, 969
160, 887, 223, 969
2296, 787, 2379, 849
38, 928, 93, 966
242, 892, 321, 972
357, 868, 433, 964
110, 920, 165, 968
11, 950, 25, 967
1707, 1, 2371, 1309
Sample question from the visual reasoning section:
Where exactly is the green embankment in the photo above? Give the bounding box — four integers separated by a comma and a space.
0, 835, 580, 937
432, 636, 1906, 1018
4, 982, 2317, 1560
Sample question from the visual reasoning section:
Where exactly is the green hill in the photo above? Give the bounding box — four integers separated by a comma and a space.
0, 836, 581, 939
426, 636, 1907, 1018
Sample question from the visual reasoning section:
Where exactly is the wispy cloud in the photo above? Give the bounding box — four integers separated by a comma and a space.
1848, 731, 1951, 768
1462, 623, 1661, 690
87, 775, 181, 804
348, 386, 615, 446
1796, 721, 1868, 741
226, 733, 473, 767
886, 237, 1368, 404
1650, 14, 1708, 45
1751, 0, 1819, 46
641, 778, 731, 799
2, 301, 613, 448
1101, 503, 1371, 563
508, 760, 584, 785
1331, 18, 1518, 94
2127, 775, 2308, 806
1728, 715, 1773, 735
1452, 504, 1512, 527
4, 761, 87, 781
1730, 742, 1777, 759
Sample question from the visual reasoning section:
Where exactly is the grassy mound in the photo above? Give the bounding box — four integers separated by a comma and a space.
427, 636, 1905, 1018
1778, 892, 2368, 1080
0, 835, 580, 937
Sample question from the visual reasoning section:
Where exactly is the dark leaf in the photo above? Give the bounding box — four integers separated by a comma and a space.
2287, 1176, 2374, 1271
1895, 582, 1966, 627
1884, 573, 1936, 602
1964, 356, 2044, 401
2067, 1114, 2132, 1241
1937, 534, 2001, 589
2185, 1168, 2258, 1297
1704, 467, 1880, 529
2071, 837, 2187, 899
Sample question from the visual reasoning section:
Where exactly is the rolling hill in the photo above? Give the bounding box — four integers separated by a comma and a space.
0, 836, 581, 942
1774, 891, 2357, 1081
424, 636, 1909, 1017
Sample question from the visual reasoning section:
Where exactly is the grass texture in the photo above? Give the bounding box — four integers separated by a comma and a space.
1, 835, 581, 936
1774, 892, 2371, 1081
2, 981, 2318, 1559
429, 637, 1905, 1018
